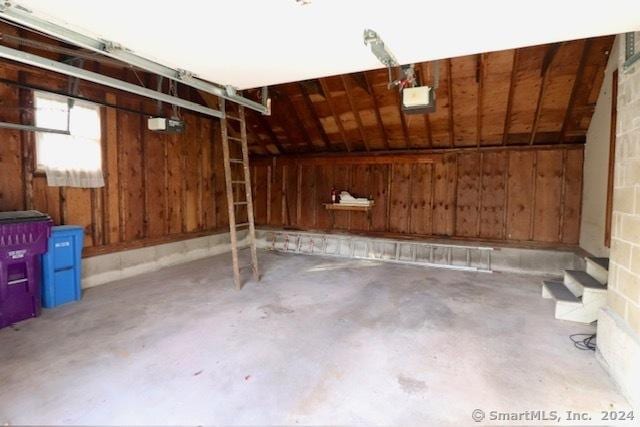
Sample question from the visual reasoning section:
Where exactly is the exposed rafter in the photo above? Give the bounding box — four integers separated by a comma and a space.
348, 72, 371, 95
297, 82, 331, 150
529, 43, 561, 145
341, 75, 370, 151
477, 54, 485, 147
318, 77, 351, 152
246, 36, 612, 155
363, 71, 390, 150
502, 50, 519, 145
273, 89, 315, 151
560, 39, 592, 143
248, 109, 284, 154
418, 62, 434, 147
447, 58, 455, 147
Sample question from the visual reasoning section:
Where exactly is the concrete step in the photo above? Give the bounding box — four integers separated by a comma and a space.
564, 270, 607, 298
585, 257, 609, 285
541, 279, 606, 324
541, 280, 581, 304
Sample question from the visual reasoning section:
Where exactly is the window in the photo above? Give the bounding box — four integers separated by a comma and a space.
34, 92, 104, 188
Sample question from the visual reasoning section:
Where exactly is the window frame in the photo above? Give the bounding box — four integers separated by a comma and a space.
33, 91, 103, 174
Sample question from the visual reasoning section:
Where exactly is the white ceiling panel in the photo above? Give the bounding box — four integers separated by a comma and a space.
14, 0, 640, 89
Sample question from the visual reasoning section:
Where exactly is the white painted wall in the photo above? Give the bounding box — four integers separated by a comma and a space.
579, 38, 619, 257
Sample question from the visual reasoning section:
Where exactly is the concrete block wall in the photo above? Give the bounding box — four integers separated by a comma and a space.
82, 231, 248, 288
597, 33, 640, 409
607, 37, 640, 337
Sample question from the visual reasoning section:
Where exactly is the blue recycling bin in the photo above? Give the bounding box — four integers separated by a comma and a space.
41, 225, 84, 308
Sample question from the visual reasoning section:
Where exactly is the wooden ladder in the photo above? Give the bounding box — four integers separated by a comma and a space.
220, 98, 259, 289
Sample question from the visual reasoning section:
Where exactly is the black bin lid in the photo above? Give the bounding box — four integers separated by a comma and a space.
0, 210, 51, 224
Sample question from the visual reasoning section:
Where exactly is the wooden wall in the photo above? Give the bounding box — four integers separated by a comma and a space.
251, 146, 584, 246
0, 62, 239, 257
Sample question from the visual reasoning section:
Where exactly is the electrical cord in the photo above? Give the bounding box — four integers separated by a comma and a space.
570, 333, 597, 351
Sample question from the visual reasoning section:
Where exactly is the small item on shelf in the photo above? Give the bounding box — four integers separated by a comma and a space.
331, 187, 337, 203
338, 191, 373, 207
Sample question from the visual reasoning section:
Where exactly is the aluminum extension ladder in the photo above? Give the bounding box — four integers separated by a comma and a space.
220, 98, 259, 289
267, 231, 493, 273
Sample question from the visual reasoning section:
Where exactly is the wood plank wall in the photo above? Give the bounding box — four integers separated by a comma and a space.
251, 146, 584, 246
0, 63, 239, 257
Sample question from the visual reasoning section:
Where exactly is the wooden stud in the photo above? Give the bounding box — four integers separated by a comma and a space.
18, 71, 34, 210
528, 151, 538, 240
476, 152, 484, 236
140, 104, 149, 238
266, 164, 272, 224
502, 152, 511, 239
558, 148, 568, 241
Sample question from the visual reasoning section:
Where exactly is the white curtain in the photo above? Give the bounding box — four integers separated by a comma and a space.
35, 92, 105, 188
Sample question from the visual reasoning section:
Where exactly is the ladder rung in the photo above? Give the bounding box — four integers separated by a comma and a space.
231, 180, 246, 185
228, 136, 243, 142
235, 222, 250, 228
234, 201, 248, 205
229, 158, 244, 164
226, 115, 242, 121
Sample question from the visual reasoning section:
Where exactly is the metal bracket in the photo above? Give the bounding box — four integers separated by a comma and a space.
0, 122, 70, 135
102, 40, 123, 54
0, 44, 225, 118
624, 32, 640, 71
363, 29, 399, 68
176, 68, 194, 80
225, 85, 237, 97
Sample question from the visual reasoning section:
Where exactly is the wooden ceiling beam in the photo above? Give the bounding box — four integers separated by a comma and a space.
341, 75, 370, 151
318, 77, 352, 152
349, 72, 371, 95
419, 62, 433, 147
529, 43, 561, 145
299, 79, 325, 99
502, 49, 519, 145
394, 87, 411, 148
245, 118, 271, 154
560, 39, 592, 143
273, 89, 315, 152
297, 82, 331, 150
477, 54, 485, 147
447, 58, 455, 147
363, 71, 390, 150
250, 110, 285, 154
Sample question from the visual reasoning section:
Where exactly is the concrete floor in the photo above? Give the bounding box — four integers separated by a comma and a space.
0, 250, 629, 425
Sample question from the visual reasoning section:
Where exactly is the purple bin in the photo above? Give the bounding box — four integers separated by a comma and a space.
0, 211, 52, 329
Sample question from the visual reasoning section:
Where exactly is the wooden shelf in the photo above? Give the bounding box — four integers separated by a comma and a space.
323, 202, 374, 212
